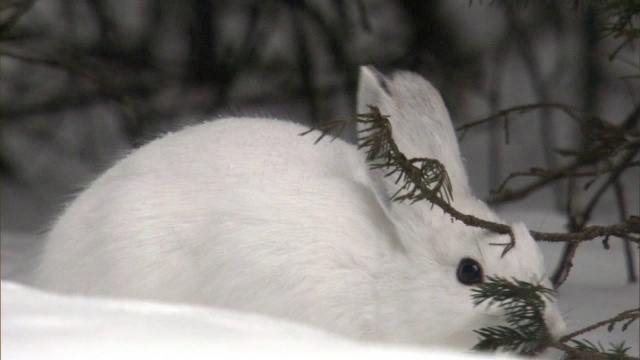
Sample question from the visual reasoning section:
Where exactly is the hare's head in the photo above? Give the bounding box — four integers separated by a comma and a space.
357, 66, 566, 349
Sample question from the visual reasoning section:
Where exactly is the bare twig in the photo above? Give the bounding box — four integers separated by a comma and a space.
614, 180, 638, 283
550, 146, 640, 289
559, 308, 640, 343
0, 0, 37, 37
487, 104, 640, 204
0, 49, 146, 143
0, 49, 141, 121
530, 216, 640, 244
488, 147, 638, 205
488, 160, 585, 205
490, 162, 640, 195
456, 103, 583, 138
550, 241, 580, 288
578, 149, 640, 228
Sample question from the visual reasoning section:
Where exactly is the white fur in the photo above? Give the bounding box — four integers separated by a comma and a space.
33, 66, 565, 350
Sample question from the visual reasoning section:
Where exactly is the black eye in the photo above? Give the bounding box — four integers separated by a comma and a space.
457, 258, 484, 285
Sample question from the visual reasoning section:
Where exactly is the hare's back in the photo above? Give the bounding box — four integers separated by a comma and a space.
34, 118, 394, 334
111, 118, 367, 181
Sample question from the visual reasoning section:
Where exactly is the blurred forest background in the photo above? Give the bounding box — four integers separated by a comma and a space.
1, 1, 638, 285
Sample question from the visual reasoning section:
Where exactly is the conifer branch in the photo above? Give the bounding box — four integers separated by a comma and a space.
301, 105, 516, 254
471, 276, 554, 355
471, 278, 639, 359
554, 340, 638, 360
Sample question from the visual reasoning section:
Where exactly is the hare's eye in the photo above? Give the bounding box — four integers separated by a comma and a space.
457, 258, 484, 285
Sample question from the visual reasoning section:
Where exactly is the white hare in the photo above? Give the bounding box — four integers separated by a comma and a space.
33, 66, 565, 350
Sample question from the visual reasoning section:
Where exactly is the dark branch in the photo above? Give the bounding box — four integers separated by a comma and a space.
456, 103, 583, 137
530, 216, 640, 244
559, 308, 640, 343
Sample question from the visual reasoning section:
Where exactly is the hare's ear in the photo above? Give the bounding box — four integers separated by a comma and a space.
356, 66, 473, 201
356, 66, 392, 115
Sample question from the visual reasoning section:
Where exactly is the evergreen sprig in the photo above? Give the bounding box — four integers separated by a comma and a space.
471, 277, 639, 359
301, 105, 454, 204
563, 339, 632, 359
358, 108, 455, 205
471, 276, 555, 354
301, 105, 516, 253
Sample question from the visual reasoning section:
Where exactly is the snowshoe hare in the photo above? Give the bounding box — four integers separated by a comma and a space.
33, 66, 565, 349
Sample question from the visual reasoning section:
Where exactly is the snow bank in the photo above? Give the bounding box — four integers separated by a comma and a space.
2, 281, 519, 360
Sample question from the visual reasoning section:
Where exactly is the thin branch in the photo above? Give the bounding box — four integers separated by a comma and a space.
550, 241, 580, 288
559, 308, 640, 343
0, 49, 142, 123
530, 216, 640, 244
614, 180, 638, 283
456, 103, 583, 138
491, 160, 640, 195
489, 160, 586, 204
488, 147, 638, 205
487, 104, 640, 204
0, 48, 149, 144
577, 149, 640, 228
0, 0, 36, 37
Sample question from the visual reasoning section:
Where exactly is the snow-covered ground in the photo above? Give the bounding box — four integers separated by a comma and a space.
3, 279, 525, 360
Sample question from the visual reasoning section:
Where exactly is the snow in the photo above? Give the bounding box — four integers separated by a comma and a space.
2, 281, 519, 360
